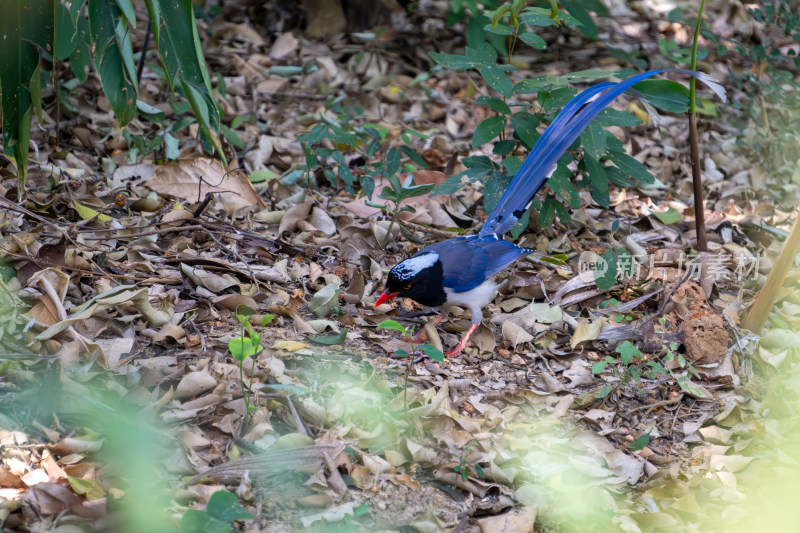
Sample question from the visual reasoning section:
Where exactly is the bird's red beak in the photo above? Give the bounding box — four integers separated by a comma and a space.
374, 289, 399, 309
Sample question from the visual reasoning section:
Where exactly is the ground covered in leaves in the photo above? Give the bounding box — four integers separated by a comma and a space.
2, 1, 800, 532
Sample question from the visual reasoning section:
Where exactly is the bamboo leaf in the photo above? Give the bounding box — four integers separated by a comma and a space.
0, 0, 54, 191
145, 0, 223, 162
88, 0, 137, 125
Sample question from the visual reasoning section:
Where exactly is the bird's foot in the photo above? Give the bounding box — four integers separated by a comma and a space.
445, 323, 480, 358
445, 343, 468, 358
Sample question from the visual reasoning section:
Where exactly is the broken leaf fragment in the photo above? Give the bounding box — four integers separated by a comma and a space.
309, 283, 340, 318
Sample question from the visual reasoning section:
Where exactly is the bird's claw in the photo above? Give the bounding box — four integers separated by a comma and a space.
445, 341, 469, 358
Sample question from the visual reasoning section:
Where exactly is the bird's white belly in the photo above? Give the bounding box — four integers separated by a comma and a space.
444, 279, 498, 323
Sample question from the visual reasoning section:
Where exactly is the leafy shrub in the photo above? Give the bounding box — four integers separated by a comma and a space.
429, 2, 687, 239
0, 0, 223, 195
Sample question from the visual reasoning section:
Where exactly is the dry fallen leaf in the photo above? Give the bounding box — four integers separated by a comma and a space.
144, 157, 265, 213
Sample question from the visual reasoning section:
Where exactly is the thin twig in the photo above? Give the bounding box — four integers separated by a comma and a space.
633, 268, 693, 337
625, 394, 684, 416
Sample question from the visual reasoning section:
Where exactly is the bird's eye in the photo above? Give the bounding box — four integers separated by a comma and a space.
404, 283, 412, 290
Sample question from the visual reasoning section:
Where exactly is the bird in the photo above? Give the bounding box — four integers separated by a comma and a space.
375, 68, 725, 358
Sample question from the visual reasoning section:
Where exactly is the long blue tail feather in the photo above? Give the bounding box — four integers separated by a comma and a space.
479, 69, 725, 238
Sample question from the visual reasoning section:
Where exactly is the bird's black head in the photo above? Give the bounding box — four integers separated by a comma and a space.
375, 252, 446, 308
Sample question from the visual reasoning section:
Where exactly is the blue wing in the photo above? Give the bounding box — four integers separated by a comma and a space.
429, 236, 532, 292
479, 68, 726, 238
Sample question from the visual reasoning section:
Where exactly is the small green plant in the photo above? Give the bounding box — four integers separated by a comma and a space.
229, 308, 274, 414
296, 114, 429, 194
368, 173, 437, 247
592, 339, 706, 399
453, 439, 485, 482
296, 115, 433, 245
179, 490, 254, 533
377, 319, 445, 409
123, 101, 190, 163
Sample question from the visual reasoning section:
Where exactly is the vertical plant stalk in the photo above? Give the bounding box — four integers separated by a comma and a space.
742, 214, 800, 333
689, 0, 708, 253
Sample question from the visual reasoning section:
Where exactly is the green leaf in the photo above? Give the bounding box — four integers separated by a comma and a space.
606, 149, 655, 185
539, 86, 578, 111
483, 22, 514, 36
329, 124, 357, 147
653, 207, 682, 225
502, 156, 524, 175
309, 328, 348, 345
206, 490, 255, 522
378, 320, 408, 335
394, 349, 410, 358
472, 116, 506, 147
479, 65, 514, 98
30, 64, 43, 124
606, 166, 634, 187
179, 509, 232, 533
633, 79, 690, 113
581, 123, 606, 159
88, 0, 137, 125
493, 139, 516, 156
479, 65, 513, 97
114, 13, 138, 90
428, 51, 478, 70
519, 32, 546, 49
594, 248, 618, 291
484, 172, 530, 239
548, 163, 579, 207
70, 17, 92, 81
561, 0, 598, 39
477, 96, 511, 115
616, 340, 641, 365
594, 385, 613, 399
595, 108, 642, 127
539, 198, 556, 227
465, 43, 497, 64
418, 344, 445, 363
399, 146, 428, 169
297, 123, 328, 144
553, 201, 571, 226
0, 0, 54, 188
56, 1, 81, 60
629, 433, 651, 451
677, 377, 707, 398
519, 8, 558, 27
385, 147, 401, 177
115, 0, 137, 28
483, 172, 511, 215
144, 0, 223, 161
229, 336, 258, 362
510, 113, 540, 148
584, 154, 609, 208
591, 360, 608, 374
183, 79, 226, 165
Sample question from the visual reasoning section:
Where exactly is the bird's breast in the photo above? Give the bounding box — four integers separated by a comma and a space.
443, 279, 498, 309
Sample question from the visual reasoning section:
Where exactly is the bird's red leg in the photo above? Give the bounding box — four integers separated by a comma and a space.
411, 314, 444, 344
445, 323, 479, 358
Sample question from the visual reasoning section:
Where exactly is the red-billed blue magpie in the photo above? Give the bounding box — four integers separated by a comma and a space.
375, 69, 725, 357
